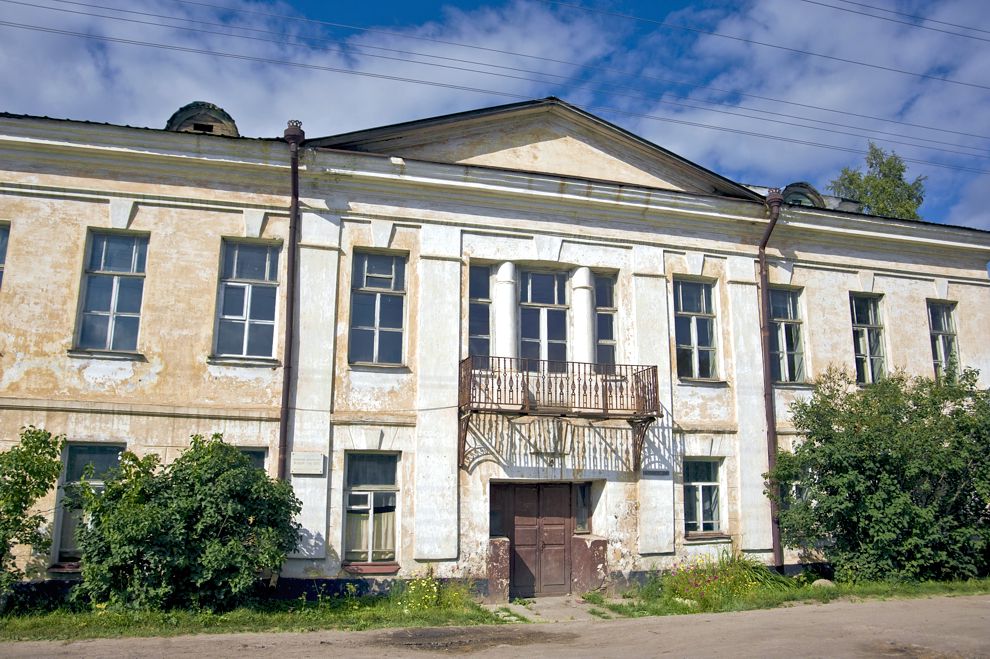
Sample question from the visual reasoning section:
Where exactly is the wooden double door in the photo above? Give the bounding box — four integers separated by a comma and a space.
491, 483, 572, 597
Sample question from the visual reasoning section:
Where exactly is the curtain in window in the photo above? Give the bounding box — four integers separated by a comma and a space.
344, 510, 369, 562
372, 492, 396, 561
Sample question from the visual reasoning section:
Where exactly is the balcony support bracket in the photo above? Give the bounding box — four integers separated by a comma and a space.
629, 415, 659, 474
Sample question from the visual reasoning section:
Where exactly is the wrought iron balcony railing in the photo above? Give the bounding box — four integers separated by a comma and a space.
458, 356, 660, 419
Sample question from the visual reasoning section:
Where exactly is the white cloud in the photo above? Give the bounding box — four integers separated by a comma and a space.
0, 0, 610, 137
599, 0, 990, 222
1, 0, 986, 224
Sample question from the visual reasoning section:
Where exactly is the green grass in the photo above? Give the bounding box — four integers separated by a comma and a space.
0, 582, 502, 642
598, 556, 990, 619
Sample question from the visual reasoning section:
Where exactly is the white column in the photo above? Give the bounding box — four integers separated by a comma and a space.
725, 255, 773, 551
492, 261, 518, 359
571, 266, 595, 363
286, 211, 341, 563
413, 226, 462, 560
632, 246, 676, 554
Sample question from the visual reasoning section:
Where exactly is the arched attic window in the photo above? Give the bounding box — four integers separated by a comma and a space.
782, 182, 826, 209
165, 101, 240, 137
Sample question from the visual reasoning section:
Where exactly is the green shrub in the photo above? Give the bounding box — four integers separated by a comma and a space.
74, 434, 301, 611
0, 428, 65, 599
769, 368, 990, 583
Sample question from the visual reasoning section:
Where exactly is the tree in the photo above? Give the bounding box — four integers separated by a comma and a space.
827, 142, 926, 220
0, 428, 65, 597
769, 368, 990, 583
74, 434, 301, 611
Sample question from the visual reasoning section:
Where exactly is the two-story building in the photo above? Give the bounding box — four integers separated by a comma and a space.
2, 98, 988, 597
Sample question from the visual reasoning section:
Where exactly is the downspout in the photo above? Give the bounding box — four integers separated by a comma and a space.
758, 187, 785, 570
278, 119, 305, 481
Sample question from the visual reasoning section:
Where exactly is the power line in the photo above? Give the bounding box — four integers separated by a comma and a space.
831, 0, 990, 37
9, 0, 990, 159
2, 19, 989, 176
154, 0, 990, 141
797, 0, 990, 42
19, 0, 990, 149
540, 0, 990, 91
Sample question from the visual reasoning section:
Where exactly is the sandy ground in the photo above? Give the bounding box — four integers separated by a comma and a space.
2, 594, 989, 658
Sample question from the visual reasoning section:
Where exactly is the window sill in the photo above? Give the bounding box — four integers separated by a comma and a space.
207, 355, 281, 368
772, 381, 814, 390
677, 378, 729, 388
342, 562, 400, 575
349, 362, 410, 373
67, 349, 146, 362
684, 532, 732, 544
48, 561, 82, 574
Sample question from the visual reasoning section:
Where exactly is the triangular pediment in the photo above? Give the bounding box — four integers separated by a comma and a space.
308, 99, 760, 200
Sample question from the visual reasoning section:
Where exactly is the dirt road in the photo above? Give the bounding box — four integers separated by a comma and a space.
3, 595, 989, 658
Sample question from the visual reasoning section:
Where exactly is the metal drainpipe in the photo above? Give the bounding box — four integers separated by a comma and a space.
278, 119, 305, 481
758, 187, 785, 570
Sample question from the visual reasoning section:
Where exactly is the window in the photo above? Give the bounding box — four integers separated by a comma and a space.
928, 301, 958, 378
349, 253, 405, 365
344, 453, 398, 563
469, 265, 491, 366
594, 275, 616, 368
57, 444, 123, 563
0, 223, 8, 289
519, 271, 568, 371
574, 482, 592, 534
769, 288, 804, 382
674, 280, 717, 379
239, 448, 267, 470
215, 241, 280, 358
683, 460, 720, 535
850, 294, 885, 384
77, 233, 148, 351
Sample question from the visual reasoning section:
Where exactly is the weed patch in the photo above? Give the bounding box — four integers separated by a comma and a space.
601, 552, 990, 618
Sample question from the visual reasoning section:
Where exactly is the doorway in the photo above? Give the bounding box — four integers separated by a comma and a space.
491, 483, 573, 597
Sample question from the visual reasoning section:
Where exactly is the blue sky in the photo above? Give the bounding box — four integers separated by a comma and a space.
2, 0, 989, 228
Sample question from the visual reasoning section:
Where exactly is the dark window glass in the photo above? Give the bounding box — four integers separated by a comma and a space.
350, 253, 406, 364
347, 453, 397, 488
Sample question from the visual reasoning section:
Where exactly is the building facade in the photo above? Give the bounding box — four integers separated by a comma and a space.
2, 99, 989, 596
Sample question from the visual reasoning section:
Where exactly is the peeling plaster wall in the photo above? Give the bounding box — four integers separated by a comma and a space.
4, 116, 990, 585
0, 120, 291, 571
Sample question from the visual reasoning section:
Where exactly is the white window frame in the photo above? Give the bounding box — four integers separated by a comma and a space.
928, 300, 958, 379
519, 270, 569, 370
343, 453, 399, 564
683, 459, 722, 536
769, 287, 805, 383
348, 252, 407, 366
76, 232, 149, 352
850, 293, 885, 384
594, 274, 617, 368
214, 240, 281, 359
53, 443, 124, 565
468, 264, 492, 364
673, 280, 719, 380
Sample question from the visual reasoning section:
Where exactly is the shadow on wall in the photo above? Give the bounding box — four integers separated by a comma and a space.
641, 410, 680, 478
294, 527, 330, 562
462, 411, 678, 478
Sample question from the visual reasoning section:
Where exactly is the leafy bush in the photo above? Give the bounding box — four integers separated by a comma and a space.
769, 368, 990, 582
0, 428, 65, 599
74, 434, 301, 611
648, 551, 792, 611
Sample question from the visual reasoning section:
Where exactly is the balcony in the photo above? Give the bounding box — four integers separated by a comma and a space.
458, 356, 660, 419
